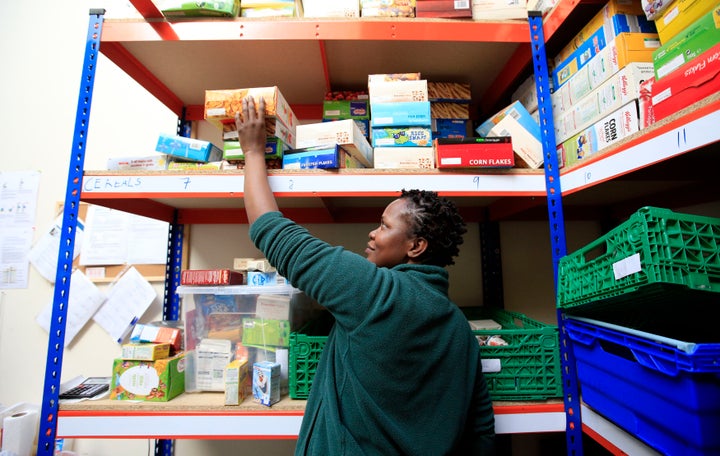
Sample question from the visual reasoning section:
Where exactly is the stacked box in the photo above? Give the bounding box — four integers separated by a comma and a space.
161, 0, 240, 17
476, 101, 543, 169
295, 119, 373, 167
360, 0, 415, 17
415, 0, 472, 18
177, 284, 319, 392
223, 137, 290, 170
434, 137, 515, 168
554, 62, 654, 145
654, 0, 717, 44
552, 33, 660, 117
369, 78, 434, 168
557, 100, 640, 168
427, 81, 472, 137
205, 87, 298, 163
652, 5, 720, 80
552, 0, 653, 67
282, 144, 364, 169
302, 0, 359, 17
322, 98, 370, 141
240, 0, 301, 17
471, 0, 528, 20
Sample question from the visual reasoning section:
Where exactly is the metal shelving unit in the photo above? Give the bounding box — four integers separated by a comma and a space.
38, 2, 720, 455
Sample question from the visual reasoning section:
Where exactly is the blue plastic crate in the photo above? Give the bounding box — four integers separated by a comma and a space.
565, 316, 720, 456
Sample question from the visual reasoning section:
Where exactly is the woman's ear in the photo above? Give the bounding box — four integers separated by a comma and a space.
407, 237, 428, 260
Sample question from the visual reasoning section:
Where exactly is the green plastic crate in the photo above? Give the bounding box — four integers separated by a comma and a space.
289, 308, 562, 401
289, 312, 334, 399
558, 207, 720, 312
464, 307, 562, 401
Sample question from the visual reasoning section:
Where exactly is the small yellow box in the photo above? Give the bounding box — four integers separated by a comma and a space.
654, 0, 718, 44
224, 359, 249, 406
613, 32, 661, 67
121, 343, 171, 361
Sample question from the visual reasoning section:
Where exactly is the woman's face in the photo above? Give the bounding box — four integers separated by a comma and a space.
365, 198, 416, 268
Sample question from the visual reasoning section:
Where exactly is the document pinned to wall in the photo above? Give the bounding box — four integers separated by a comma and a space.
92, 266, 157, 343
79, 205, 169, 266
36, 269, 106, 347
0, 171, 40, 289
28, 215, 84, 283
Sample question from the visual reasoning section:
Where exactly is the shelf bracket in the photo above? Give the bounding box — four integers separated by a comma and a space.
37, 9, 105, 456
528, 11, 583, 456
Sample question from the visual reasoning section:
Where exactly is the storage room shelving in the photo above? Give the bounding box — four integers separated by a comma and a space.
38, 1, 720, 455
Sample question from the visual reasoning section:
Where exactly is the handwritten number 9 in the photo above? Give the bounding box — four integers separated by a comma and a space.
473, 176, 480, 189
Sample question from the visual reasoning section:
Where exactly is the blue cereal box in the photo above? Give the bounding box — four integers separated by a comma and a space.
156, 134, 223, 163
371, 127, 433, 147
282, 144, 365, 169
370, 101, 432, 127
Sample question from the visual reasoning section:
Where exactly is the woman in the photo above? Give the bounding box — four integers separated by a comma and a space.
237, 95, 495, 455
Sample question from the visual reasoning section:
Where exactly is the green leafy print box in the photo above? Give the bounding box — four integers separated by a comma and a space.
110, 352, 186, 402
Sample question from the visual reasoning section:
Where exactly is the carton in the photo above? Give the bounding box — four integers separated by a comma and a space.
296, 119, 374, 167
322, 100, 369, 120
652, 6, 720, 80
373, 146, 435, 169
432, 118, 469, 138
368, 79, 428, 104
371, 127, 433, 147
654, 0, 717, 44
161, 0, 240, 17
204, 87, 298, 133
107, 155, 168, 171
222, 137, 289, 162
282, 144, 365, 169
302, 0, 359, 17
435, 137, 514, 168
370, 101, 432, 127
224, 358, 249, 406
252, 361, 280, 406
476, 101, 543, 169
651, 43, 720, 121
155, 134, 223, 163
110, 353, 186, 402
121, 343, 171, 361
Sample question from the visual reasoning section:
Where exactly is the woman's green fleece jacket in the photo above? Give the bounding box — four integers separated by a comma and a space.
250, 211, 495, 456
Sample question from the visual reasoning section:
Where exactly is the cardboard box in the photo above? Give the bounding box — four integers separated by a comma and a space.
121, 343, 171, 361
296, 119, 373, 167
552, 33, 660, 115
107, 155, 168, 171
554, 62, 654, 144
322, 100, 369, 119
652, 43, 720, 121
224, 359, 249, 406
196, 338, 233, 391
435, 137, 514, 168
252, 361, 280, 406
416, 1, 472, 18
432, 118, 469, 138
371, 126, 433, 147
471, 0, 527, 20
654, 0, 717, 44
476, 101, 543, 168
558, 100, 640, 168
130, 324, 183, 354
282, 144, 365, 169
368, 73, 421, 83
638, 76, 656, 129
427, 82, 472, 102
223, 137, 289, 161
373, 146, 435, 169
368, 79, 428, 104
553, 0, 653, 66
361, 0, 415, 17
181, 269, 245, 286
155, 134, 223, 163
222, 117, 295, 148
642, 0, 674, 20
204, 87, 298, 133
370, 101, 432, 127
242, 318, 291, 348
301, 0, 359, 16
110, 353, 186, 402
161, 0, 240, 17
430, 102, 470, 119
652, 5, 720, 80
553, 26, 608, 90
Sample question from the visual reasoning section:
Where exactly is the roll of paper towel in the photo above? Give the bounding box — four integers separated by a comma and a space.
1, 409, 39, 456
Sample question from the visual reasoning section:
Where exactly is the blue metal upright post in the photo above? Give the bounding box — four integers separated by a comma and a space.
37, 9, 105, 455
527, 11, 583, 456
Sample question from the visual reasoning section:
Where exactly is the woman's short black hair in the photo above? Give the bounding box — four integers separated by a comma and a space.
400, 189, 467, 267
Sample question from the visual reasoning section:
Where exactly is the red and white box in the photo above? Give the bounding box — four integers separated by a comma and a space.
651, 43, 720, 122
434, 137, 514, 168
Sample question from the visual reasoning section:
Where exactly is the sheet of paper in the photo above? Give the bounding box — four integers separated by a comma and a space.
28, 215, 84, 283
92, 266, 157, 343
80, 205, 169, 266
0, 171, 41, 289
36, 269, 106, 347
